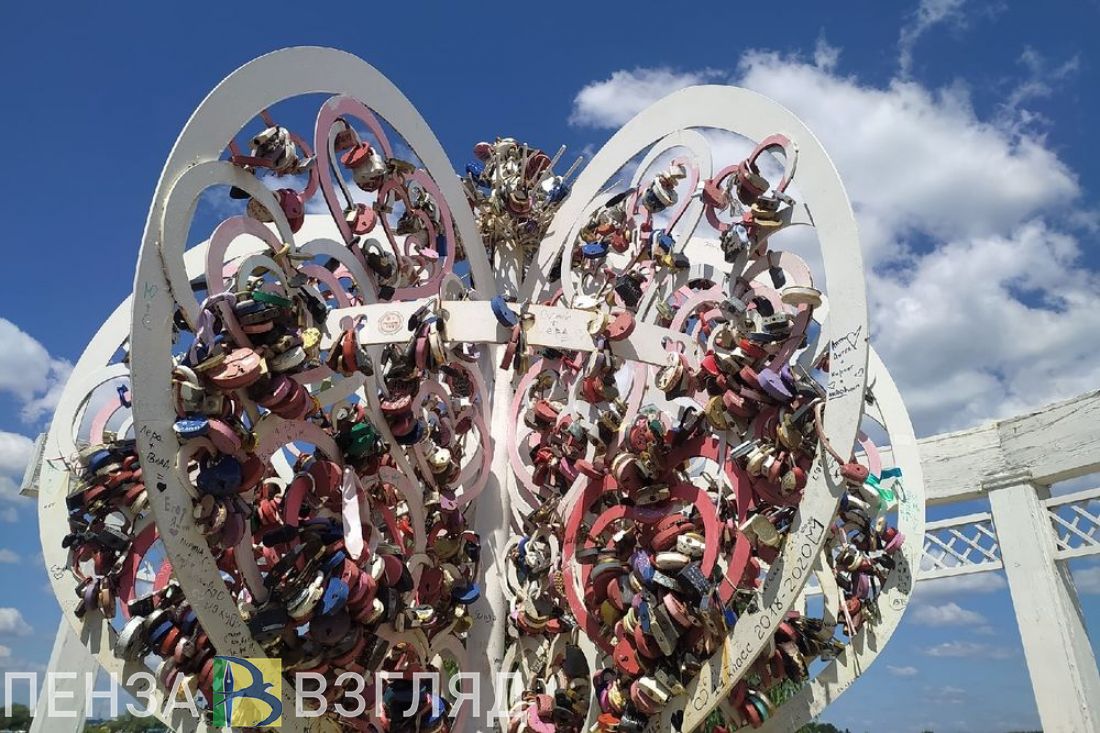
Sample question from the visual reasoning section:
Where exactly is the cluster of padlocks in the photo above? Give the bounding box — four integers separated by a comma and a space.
36, 48, 923, 733
497, 128, 911, 731
463, 137, 581, 271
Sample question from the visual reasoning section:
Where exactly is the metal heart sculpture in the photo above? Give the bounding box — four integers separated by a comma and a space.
35, 46, 925, 733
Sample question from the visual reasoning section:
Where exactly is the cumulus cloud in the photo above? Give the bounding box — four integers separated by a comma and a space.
1072, 564, 1100, 595
918, 572, 1007, 597
0, 431, 38, 506
887, 665, 919, 677
0, 608, 32, 637
0, 433, 33, 478
924, 684, 968, 704
921, 641, 1013, 658
0, 318, 72, 424
569, 68, 724, 129
566, 41, 1097, 435
911, 601, 988, 627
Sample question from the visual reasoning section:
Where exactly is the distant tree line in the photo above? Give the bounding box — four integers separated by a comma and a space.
0, 701, 1044, 732
0, 704, 166, 732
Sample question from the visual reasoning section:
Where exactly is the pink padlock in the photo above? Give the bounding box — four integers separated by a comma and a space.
345, 203, 377, 235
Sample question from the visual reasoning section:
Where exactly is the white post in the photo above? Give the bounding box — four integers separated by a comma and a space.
986, 471, 1100, 732
31, 620, 97, 733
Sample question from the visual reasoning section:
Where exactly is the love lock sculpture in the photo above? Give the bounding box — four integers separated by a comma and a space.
37, 47, 925, 733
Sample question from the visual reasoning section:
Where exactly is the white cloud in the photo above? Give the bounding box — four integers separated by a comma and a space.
918, 572, 1007, 597
733, 52, 1079, 266
924, 684, 968, 704
813, 36, 840, 72
0, 507, 16, 523
0, 608, 32, 637
911, 601, 987, 627
1072, 565, 1100, 595
887, 665, 919, 677
569, 68, 724, 129
0, 644, 10, 659
0, 476, 21, 504
1000, 47, 1081, 128
0, 318, 72, 424
568, 44, 1097, 435
0, 432, 32, 477
921, 640, 1013, 658
0, 433, 36, 503
898, 0, 969, 77
0, 550, 18, 564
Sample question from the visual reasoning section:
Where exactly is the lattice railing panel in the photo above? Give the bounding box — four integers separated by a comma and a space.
921, 511, 1002, 579
1045, 486, 1100, 561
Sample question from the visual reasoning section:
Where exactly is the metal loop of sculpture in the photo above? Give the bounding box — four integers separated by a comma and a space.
36, 47, 925, 733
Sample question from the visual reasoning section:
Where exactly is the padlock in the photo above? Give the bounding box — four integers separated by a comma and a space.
841, 461, 869, 485
340, 142, 386, 191
345, 203, 377, 235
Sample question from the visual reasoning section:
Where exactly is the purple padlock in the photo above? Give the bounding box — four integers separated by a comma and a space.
756, 368, 794, 402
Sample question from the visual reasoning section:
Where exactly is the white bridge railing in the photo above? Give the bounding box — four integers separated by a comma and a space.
1046, 486, 1100, 561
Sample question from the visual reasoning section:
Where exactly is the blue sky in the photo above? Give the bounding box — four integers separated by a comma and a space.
1, 1, 1100, 731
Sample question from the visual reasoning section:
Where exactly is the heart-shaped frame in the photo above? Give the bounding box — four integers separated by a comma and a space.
34, 46, 890, 733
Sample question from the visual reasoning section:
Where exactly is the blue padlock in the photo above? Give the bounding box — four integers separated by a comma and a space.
638, 600, 653, 633
179, 608, 198, 633
319, 577, 349, 616
724, 606, 738, 629
324, 550, 348, 574
86, 449, 114, 473
654, 229, 675, 254
196, 455, 242, 497
451, 583, 481, 605
581, 241, 610, 259
173, 416, 209, 440
465, 160, 484, 179
148, 619, 174, 647
548, 182, 570, 204
490, 296, 520, 329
